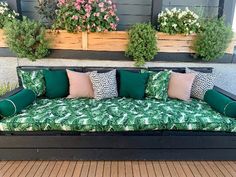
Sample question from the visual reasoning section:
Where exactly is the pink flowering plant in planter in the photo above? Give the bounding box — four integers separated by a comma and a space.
53, 0, 119, 32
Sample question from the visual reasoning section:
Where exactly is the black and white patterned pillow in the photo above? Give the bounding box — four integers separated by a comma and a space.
89, 70, 118, 100
186, 68, 216, 100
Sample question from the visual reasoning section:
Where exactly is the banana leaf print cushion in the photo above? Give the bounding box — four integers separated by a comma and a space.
0, 98, 236, 132
18, 70, 45, 96
142, 70, 171, 101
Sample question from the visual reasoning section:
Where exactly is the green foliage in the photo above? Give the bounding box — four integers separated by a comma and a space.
0, 83, 17, 96
158, 7, 200, 35
0, 1, 18, 28
35, 0, 57, 27
193, 18, 233, 61
126, 23, 158, 67
3, 17, 50, 61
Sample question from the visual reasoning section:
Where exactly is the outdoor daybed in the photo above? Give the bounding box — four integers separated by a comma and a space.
0, 66, 236, 160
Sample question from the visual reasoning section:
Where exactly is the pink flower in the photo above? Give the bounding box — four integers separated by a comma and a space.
98, 2, 104, 8
109, 10, 115, 16
85, 4, 92, 13
101, 8, 106, 12
110, 23, 117, 30
104, 14, 109, 20
72, 15, 78, 20
58, 0, 66, 6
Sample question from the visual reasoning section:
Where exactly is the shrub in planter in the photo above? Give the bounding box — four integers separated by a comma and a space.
0, 1, 19, 28
35, 0, 57, 27
4, 17, 50, 61
53, 0, 119, 32
158, 7, 200, 35
193, 18, 233, 61
126, 23, 158, 67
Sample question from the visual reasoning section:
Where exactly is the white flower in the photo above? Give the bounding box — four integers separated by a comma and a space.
185, 7, 190, 12
172, 24, 177, 28
171, 8, 177, 12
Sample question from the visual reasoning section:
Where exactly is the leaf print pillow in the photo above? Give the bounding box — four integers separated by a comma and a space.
18, 70, 46, 97
142, 70, 171, 101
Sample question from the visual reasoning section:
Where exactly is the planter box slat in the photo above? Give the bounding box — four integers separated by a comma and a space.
0, 29, 234, 54
45, 30, 83, 50
0, 30, 7, 48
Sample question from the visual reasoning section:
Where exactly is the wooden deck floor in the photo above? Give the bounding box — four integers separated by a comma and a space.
0, 161, 235, 177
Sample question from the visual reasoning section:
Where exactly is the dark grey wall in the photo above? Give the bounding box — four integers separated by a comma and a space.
162, 0, 220, 18
20, 0, 152, 30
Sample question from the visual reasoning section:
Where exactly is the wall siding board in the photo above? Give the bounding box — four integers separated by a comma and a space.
163, 0, 220, 18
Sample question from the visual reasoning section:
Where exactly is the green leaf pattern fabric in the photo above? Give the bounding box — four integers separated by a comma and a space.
0, 98, 235, 132
143, 70, 171, 101
19, 70, 45, 96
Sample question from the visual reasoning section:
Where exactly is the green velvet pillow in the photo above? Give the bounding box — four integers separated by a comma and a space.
142, 70, 171, 101
43, 70, 69, 99
18, 70, 45, 96
204, 89, 236, 118
0, 89, 36, 117
119, 70, 149, 99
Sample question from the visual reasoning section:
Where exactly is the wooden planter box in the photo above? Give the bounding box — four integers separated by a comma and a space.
0, 29, 235, 54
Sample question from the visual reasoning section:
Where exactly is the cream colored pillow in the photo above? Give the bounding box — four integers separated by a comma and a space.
66, 70, 94, 98
168, 72, 196, 101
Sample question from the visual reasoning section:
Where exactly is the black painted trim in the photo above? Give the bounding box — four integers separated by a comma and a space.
0, 135, 235, 160
0, 48, 234, 63
151, 0, 163, 28
214, 86, 236, 101
0, 87, 23, 100
218, 0, 225, 18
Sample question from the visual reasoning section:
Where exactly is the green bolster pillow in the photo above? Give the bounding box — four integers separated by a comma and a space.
204, 89, 236, 118
0, 89, 36, 117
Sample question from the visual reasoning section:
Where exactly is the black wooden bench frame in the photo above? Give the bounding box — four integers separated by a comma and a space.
0, 66, 235, 160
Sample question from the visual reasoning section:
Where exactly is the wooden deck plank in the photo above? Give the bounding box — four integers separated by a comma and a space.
88, 161, 97, 177
0, 161, 7, 170
221, 161, 236, 177
18, 161, 35, 177
65, 161, 77, 177
159, 162, 171, 177
200, 161, 217, 177
25, 161, 42, 177
57, 161, 70, 177
186, 161, 201, 177
153, 162, 163, 177
33, 161, 49, 177
0, 161, 14, 176
132, 161, 141, 177
207, 161, 225, 177
166, 161, 179, 177
72, 161, 83, 177
228, 161, 236, 171
118, 161, 126, 177
0, 161, 236, 177
173, 161, 187, 177
103, 161, 111, 177
49, 161, 63, 177
3, 161, 21, 177
95, 161, 104, 177
139, 161, 148, 177
146, 161, 156, 177
79, 161, 90, 177
214, 161, 233, 177
41, 161, 56, 177
111, 161, 118, 177
11, 161, 28, 177
125, 161, 133, 177
194, 161, 210, 177
180, 162, 194, 177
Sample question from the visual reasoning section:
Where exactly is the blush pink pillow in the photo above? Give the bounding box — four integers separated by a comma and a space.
66, 70, 94, 98
168, 72, 196, 101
